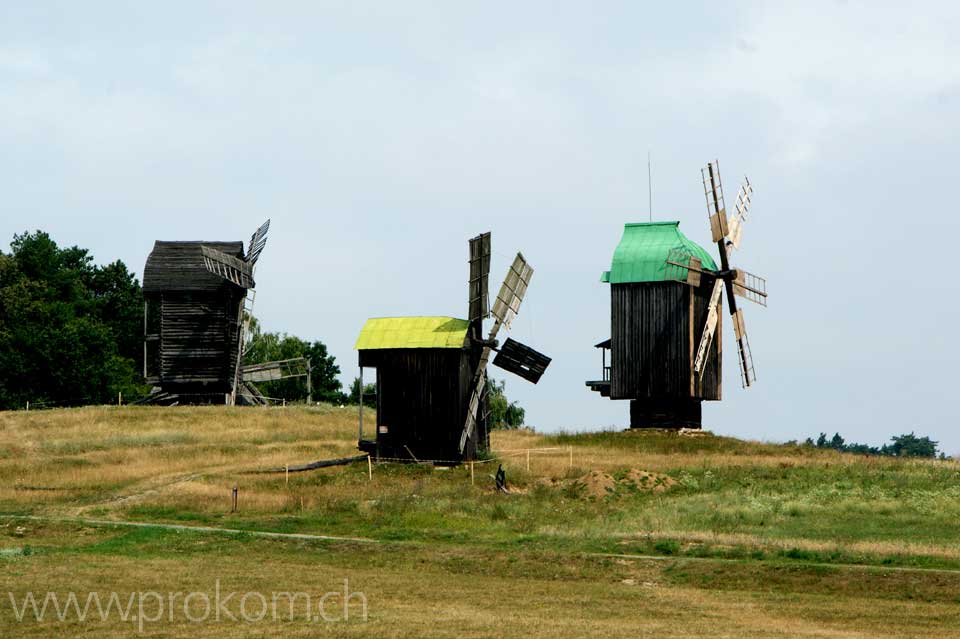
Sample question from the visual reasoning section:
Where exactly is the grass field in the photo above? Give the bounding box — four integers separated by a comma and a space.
1, 405, 959, 637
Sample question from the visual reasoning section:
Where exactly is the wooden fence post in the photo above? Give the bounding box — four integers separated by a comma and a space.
285, 465, 289, 487
25, 401, 29, 412
569, 446, 573, 469
367, 454, 373, 481
470, 461, 475, 486
526, 450, 530, 472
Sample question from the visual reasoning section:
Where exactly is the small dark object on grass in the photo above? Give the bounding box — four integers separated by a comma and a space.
495, 465, 507, 493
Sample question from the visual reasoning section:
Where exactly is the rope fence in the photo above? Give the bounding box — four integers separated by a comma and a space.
252, 446, 577, 489
18, 392, 320, 411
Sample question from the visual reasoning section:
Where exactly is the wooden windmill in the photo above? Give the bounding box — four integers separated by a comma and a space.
355, 232, 551, 462
143, 220, 312, 406
586, 160, 767, 428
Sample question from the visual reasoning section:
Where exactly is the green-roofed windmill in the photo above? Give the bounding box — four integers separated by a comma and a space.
355, 232, 551, 462
586, 160, 767, 428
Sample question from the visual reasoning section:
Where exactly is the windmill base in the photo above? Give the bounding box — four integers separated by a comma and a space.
629, 399, 701, 429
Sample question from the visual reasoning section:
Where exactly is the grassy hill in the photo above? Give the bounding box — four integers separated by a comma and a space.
1, 406, 959, 637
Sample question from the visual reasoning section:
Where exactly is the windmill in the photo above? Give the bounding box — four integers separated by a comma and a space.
586, 160, 767, 428
143, 220, 311, 406
459, 236, 550, 453
355, 232, 551, 462
665, 160, 767, 388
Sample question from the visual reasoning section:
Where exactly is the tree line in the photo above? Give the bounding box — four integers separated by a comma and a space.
801, 432, 944, 459
0, 230, 526, 428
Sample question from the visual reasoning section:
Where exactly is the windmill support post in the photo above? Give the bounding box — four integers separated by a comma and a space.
306, 358, 312, 404
358, 367, 364, 443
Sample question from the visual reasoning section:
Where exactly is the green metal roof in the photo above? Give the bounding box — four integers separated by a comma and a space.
601, 221, 717, 284
355, 317, 470, 351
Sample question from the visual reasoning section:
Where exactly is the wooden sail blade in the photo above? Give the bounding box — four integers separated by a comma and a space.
241, 357, 309, 383
200, 245, 255, 288
693, 279, 724, 375
245, 219, 271, 265
492, 338, 552, 384
732, 268, 767, 306
703, 161, 728, 242
459, 346, 492, 454
665, 248, 718, 287
726, 177, 752, 252
468, 232, 492, 322
732, 309, 756, 387
491, 253, 533, 329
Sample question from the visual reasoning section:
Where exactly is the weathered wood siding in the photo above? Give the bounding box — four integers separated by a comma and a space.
143, 241, 245, 292
358, 348, 486, 462
610, 281, 720, 401
155, 291, 242, 390
143, 241, 248, 401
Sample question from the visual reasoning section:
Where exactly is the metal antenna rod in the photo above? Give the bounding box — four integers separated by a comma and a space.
647, 150, 652, 222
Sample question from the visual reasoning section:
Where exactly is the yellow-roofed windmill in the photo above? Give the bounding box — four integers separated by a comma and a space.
355, 232, 551, 462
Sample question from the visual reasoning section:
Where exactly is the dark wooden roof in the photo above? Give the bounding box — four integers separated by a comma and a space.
143, 241, 245, 293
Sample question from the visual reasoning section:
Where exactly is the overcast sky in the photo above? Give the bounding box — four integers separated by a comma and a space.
2, 2, 958, 451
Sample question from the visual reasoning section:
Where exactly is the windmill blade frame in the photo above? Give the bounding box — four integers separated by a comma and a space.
201, 245, 256, 288
693, 279, 724, 375
460, 252, 536, 454
665, 247, 717, 287
492, 338, 552, 384
468, 232, 491, 323
703, 161, 729, 242
731, 308, 756, 387
726, 177, 752, 252
732, 268, 767, 307
246, 219, 271, 265
703, 161, 754, 385
241, 357, 310, 383
491, 253, 533, 329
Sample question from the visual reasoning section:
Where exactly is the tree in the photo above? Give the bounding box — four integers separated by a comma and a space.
803, 430, 943, 459
0, 231, 146, 408
887, 432, 939, 458
487, 378, 525, 430
829, 432, 845, 451
349, 377, 376, 408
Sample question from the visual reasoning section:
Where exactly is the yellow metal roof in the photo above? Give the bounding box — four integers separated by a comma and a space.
355, 317, 470, 350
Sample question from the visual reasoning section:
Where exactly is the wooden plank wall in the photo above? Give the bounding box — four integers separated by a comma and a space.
151, 290, 243, 393
359, 348, 483, 461
610, 281, 720, 401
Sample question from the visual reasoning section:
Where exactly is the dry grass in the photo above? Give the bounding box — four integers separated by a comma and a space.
3, 406, 960, 637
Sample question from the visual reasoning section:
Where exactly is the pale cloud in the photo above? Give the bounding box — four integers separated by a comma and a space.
0, 2, 957, 451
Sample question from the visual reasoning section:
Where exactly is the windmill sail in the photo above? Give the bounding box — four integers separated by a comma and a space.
492, 338, 551, 384
468, 232, 491, 322
201, 245, 255, 288
491, 253, 533, 329
460, 251, 538, 454
246, 219, 271, 265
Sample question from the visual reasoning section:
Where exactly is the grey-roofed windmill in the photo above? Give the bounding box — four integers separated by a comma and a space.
459, 234, 552, 453
143, 220, 311, 406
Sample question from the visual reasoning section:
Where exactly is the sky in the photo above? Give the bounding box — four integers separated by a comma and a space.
2, 2, 958, 452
